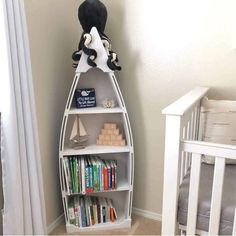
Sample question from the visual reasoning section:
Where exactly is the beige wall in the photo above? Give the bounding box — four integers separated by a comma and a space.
24, 0, 83, 227
24, 0, 236, 227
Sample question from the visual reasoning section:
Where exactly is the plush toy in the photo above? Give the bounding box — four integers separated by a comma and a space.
72, 0, 121, 71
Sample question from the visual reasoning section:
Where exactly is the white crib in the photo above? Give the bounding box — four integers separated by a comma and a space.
161, 87, 236, 235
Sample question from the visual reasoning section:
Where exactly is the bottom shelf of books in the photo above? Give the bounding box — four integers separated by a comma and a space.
64, 191, 132, 232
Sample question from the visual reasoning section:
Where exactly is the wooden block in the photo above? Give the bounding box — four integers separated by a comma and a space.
104, 123, 117, 130
113, 129, 119, 135
110, 134, 122, 141
101, 129, 107, 135
116, 134, 122, 141
112, 141, 120, 146
102, 141, 108, 145
97, 140, 103, 145
120, 140, 126, 146
110, 123, 117, 130
104, 123, 112, 129
104, 135, 110, 141
98, 134, 105, 141
110, 135, 117, 141
101, 129, 113, 135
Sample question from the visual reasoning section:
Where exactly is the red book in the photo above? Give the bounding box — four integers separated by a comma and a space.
110, 208, 115, 223
103, 161, 108, 191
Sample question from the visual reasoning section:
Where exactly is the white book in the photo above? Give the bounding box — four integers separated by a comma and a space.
81, 156, 86, 194
62, 158, 70, 194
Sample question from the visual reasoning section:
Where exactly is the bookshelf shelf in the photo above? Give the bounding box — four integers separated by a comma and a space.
66, 218, 131, 233
68, 107, 125, 115
59, 27, 134, 233
63, 185, 131, 196
62, 145, 131, 156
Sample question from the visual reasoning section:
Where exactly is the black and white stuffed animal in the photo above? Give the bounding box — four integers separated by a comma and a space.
72, 0, 121, 71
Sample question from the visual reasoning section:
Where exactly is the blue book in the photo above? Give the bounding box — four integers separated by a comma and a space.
107, 161, 112, 190
87, 157, 93, 192
80, 197, 87, 227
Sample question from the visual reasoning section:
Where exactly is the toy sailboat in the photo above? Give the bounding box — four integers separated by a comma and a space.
69, 116, 88, 149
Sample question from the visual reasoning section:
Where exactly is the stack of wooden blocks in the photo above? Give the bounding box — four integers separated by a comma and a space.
97, 123, 126, 146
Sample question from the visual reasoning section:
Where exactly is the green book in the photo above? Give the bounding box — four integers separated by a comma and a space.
92, 157, 98, 191
69, 157, 74, 193
68, 198, 76, 225
73, 157, 78, 193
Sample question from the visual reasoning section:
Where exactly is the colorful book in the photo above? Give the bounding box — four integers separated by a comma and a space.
80, 196, 87, 227
81, 156, 86, 194
88, 157, 94, 192
85, 158, 90, 192
107, 160, 112, 190
85, 196, 91, 226
68, 198, 76, 225
92, 157, 98, 191
74, 196, 79, 226
103, 160, 108, 191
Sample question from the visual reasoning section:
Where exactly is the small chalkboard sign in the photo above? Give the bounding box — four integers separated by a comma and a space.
75, 88, 96, 108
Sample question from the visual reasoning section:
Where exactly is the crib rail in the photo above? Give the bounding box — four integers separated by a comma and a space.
162, 87, 209, 235
181, 140, 236, 235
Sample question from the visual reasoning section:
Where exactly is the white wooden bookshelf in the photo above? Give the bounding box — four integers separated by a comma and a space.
59, 27, 134, 233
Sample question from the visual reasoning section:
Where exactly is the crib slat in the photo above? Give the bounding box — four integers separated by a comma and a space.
187, 153, 202, 235
185, 122, 190, 173
208, 157, 225, 235
233, 207, 236, 235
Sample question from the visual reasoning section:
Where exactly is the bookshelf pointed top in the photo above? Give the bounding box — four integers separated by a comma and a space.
76, 27, 113, 73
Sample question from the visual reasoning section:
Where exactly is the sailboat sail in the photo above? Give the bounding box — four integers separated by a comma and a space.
69, 116, 88, 149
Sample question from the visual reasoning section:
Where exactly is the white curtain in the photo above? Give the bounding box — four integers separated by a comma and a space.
0, 0, 47, 234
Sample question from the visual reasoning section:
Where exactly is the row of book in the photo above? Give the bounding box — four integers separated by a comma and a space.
63, 155, 118, 194
68, 196, 117, 227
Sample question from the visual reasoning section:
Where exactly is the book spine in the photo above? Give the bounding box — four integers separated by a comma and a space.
74, 157, 79, 193
89, 198, 94, 225
114, 160, 117, 189
80, 197, 87, 227
111, 162, 115, 190
88, 158, 93, 192
68, 198, 76, 225
93, 160, 98, 192
84, 197, 90, 227
110, 208, 114, 223
85, 158, 90, 193
99, 161, 103, 191
81, 157, 86, 194
74, 196, 79, 226
62, 157, 70, 194
103, 165, 108, 191
97, 198, 101, 224
69, 157, 74, 193
97, 161, 100, 192
107, 163, 111, 190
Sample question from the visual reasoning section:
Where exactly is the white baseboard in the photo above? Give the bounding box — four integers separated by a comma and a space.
132, 207, 162, 222
47, 213, 64, 234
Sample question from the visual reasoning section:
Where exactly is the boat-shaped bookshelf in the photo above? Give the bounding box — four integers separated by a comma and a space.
59, 27, 134, 233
